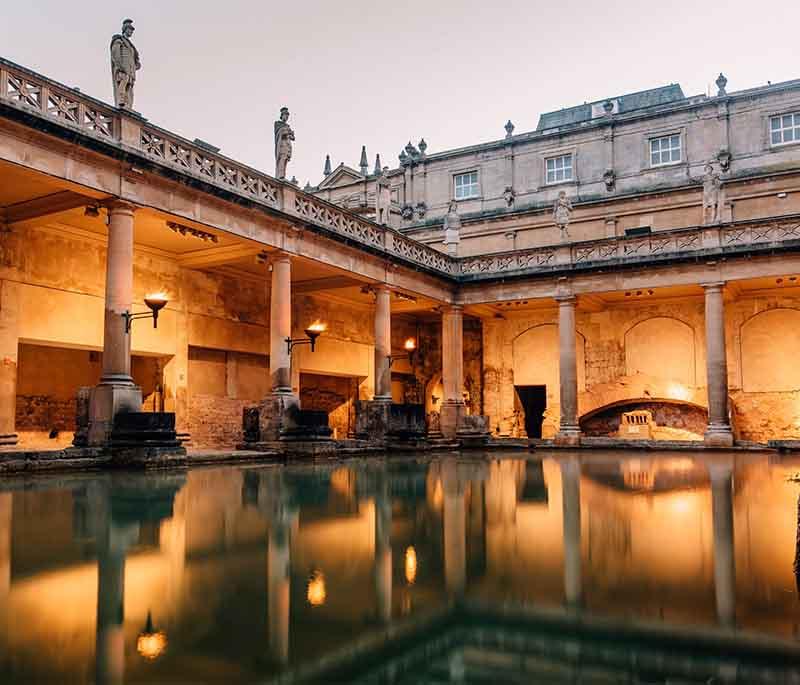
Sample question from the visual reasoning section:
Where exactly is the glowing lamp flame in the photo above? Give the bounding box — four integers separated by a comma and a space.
136, 611, 167, 660
306, 321, 326, 333
144, 292, 168, 309
404, 338, 417, 351
405, 546, 417, 585
307, 569, 326, 606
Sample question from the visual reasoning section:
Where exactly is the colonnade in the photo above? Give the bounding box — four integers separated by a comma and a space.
44, 199, 733, 447
555, 284, 733, 446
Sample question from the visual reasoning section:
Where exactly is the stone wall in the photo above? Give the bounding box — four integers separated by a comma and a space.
483, 294, 800, 442
581, 401, 707, 439
300, 373, 355, 439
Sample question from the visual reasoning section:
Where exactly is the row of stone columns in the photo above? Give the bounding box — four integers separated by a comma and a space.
555, 283, 733, 447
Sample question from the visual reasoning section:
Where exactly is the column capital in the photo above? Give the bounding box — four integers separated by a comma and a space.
269, 250, 292, 265
105, 199, 137, 215
555, 294, 577, 305
701, 281, 726, 292
442, 303, 463, 315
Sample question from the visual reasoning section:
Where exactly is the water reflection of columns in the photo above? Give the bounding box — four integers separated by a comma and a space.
267, 483, 293, 666
560, 456, 582, 609
94, 490, 139, 685
442, 459, 466, 596
0, 493, 11, 646
375, 472, 392, 622
709, 461, 736, 628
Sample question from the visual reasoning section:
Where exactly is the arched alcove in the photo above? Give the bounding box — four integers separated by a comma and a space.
625, 317, 696, 386
580, 398, 707, 440
512, 324, 586, 392
741, 308, 800, 392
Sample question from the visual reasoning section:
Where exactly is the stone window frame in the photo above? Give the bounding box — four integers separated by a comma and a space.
539, 144, 579, 189
639, 125, 687, 172
763, 107, 800, 151
451, 168, 481, 201
647, 131, 683, 168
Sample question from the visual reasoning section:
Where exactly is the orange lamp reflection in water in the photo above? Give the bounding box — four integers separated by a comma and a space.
136, 611, 167, 660
404, 546, 418, 585
307, 569, 327, 606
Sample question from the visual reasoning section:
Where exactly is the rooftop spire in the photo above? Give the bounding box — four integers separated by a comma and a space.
374, 153, 382, 176
323, 154, 332, 177
359, 145, 368, 175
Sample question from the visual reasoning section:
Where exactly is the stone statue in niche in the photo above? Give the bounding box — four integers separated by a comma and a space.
503, 186, 515, 207
603, 168, 616, 192
110, 19, 141, 109
443, 200, 462, 255
553, 190, 573, 240
701, 161, 723, 225
274, 107, 295, 179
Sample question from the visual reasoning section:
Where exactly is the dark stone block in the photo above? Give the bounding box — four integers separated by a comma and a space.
388, 403, 427, 439
110, 411, 180, 448
280, 406, 332, 441
242, 406, 261, 443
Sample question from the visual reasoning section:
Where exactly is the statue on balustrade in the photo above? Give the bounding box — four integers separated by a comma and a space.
443, 200, 462, 255
274, 107, 295, 180
701, 161, 723, 225
375, 168, 392, 225
110, 19, 141, 109
553, 190, 573, 240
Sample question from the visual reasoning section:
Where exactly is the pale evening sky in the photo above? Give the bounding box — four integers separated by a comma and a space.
1, 1, 797, 186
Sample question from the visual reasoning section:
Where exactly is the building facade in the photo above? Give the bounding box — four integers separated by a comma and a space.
2, 54, 800, 449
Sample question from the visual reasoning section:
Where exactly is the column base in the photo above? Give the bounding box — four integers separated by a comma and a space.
440, 401, 465, 440
704, 424, 734, 448
258, 391, 299, 442
88, 383, 142, 447
555, 425, 582, 447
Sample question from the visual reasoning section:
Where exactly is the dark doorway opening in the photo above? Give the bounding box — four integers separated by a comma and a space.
515, 385, 547, 438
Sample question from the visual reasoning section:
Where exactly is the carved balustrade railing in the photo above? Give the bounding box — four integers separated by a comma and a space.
0, 58, 457, 277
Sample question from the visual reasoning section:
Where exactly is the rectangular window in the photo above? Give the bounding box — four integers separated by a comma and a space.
650, 134, 681, 166
545, 154, 573, 184
770, 113, 800, 146
453, 171, 479, 200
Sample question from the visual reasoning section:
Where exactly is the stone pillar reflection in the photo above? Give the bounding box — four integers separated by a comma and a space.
89, 201, 142, 445
375, 475, 392, 622
96, 515, 139, 685
556, 296, 581, 446
560, 456, 582, 609
270, 253, 293, 395
440, 305, 465, 439
267, 504, 291, 665
703, 283, 733, 447
374, 286, 392, 402
709, 462, 736, 628
442, 459, 466, 596
0, 493, 11, 643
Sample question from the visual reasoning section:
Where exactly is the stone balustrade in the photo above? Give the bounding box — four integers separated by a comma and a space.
3, 55, 800, 284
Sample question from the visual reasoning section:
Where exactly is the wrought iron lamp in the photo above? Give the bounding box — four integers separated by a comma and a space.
286, 321, 326, 355
123, 293, 168, 333
389, 338, 417, 367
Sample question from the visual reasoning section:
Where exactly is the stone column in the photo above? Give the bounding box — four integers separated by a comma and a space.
560, 455, 582, 609
709, 462, 736, 628
374, 475, 392, 622
440, 305, 465, 439
270, 253, 292, 394
442, 458, 466, 596
555, 296, 581, 446
0, 493, 11, 643
373, 285, 392, 402
89, 201, 142, 446
0, 280, 19, 445
703, 283, 734, 447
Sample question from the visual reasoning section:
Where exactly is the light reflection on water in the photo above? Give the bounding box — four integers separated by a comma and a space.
0, 451, 799, 683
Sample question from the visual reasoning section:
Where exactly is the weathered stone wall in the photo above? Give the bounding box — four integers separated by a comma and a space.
300, 373, 355, 439
581, 401, 707, 438
483, 294, 800, 441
